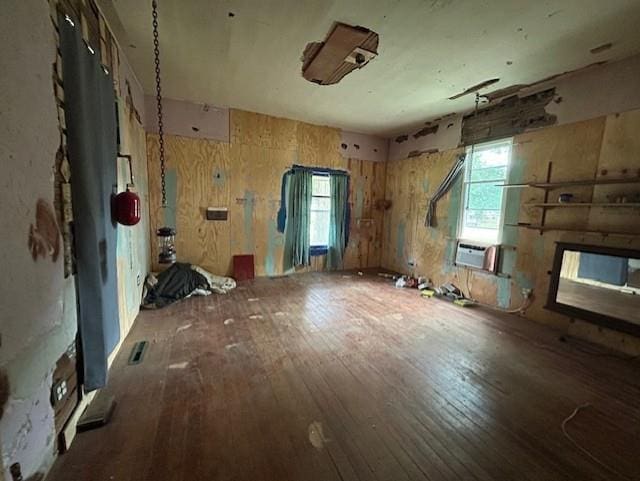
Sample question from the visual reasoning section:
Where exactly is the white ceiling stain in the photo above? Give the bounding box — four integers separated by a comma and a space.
110, 0, 640, 137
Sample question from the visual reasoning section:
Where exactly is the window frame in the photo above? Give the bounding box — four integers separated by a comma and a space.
309, 173, 331, 251
457, 138, 513, 245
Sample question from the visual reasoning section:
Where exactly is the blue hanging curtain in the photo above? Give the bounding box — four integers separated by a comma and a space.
327, 174, 348, 270
60, 13, 120, 391
283, 168, 313, 271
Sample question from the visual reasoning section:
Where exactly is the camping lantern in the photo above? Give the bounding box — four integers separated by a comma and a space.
157, 227, 176, 264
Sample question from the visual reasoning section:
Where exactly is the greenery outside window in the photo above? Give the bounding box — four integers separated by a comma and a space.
459, 139, 512, 244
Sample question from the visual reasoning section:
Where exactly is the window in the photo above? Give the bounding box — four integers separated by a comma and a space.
459, 139, 512, 244
310, 174, 331, 246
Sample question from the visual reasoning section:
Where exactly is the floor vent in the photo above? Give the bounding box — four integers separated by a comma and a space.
128, 341, 148, 365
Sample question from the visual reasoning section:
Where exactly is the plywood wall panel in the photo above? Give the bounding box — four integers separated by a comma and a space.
231, 109, 297, 151
147, 134, 232, 275
343, 158, 387, 269
147, 109, 384, 277
382, 110, 640, 354
589, 109, 640, 233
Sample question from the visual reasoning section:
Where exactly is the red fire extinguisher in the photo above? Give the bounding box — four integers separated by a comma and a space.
114, 154, 141, 226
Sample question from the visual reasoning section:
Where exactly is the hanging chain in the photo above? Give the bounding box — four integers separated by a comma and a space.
152, 0, 166, 208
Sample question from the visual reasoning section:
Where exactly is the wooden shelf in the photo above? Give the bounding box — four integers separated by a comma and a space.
500, 177, 640, 189
506, 224, 639, 236
523, 202, 640, 208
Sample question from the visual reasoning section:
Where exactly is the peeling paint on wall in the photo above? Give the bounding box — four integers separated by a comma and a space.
28, 200, 60, 262
413, 124, 439, 139
442, 175, 462, 274
265, 218, 284, 276
496, 149, 526, 308
354, 178, 365, 219
243, 191, 255, 254
496, 277, 512, 308
421, 177, 430, 194
391, 55, 640, 163
340, 130, 388, 162
446, 177, 462, 239
396, 221, 406, 265
461, 88, 557, 145
442, 239, 457, 274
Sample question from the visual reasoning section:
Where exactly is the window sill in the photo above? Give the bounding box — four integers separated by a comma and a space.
456, 238, 495, 247
456, 239, 517, 250
310, 245, 328, 256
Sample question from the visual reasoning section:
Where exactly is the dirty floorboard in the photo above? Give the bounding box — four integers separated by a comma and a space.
47, 271, 640, 481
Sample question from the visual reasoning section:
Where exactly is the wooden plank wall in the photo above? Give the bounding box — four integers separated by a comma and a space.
382, 109, 640, 354
146, 109, 386, 277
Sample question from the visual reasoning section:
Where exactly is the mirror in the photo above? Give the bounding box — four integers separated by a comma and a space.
547, 243, 640, 336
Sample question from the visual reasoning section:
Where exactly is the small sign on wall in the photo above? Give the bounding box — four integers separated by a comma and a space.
206, 207, 228, 221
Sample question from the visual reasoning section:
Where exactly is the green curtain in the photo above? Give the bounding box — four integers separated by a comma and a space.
327, 174, 348, 270
283, 169, 313, 271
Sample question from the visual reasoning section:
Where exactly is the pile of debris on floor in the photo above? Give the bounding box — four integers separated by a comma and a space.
142, 263, 236, 309
379, 272, 474, 307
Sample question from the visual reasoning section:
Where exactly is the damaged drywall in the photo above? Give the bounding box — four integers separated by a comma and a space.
1, 1, 152, 479
461, 88, 557, 145
389, 116, 463, 161
144, 96, 230, 142
388, 54, 640, 160
0, 3, 75, 478
383, 108, 640, 355
28, 200, 61, 263
301, 22, 378, 85
339, 131, 388, 162
413, 123, 439, 139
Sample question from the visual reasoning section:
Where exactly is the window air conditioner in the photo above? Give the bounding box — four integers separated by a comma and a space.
455, 242, 489, 270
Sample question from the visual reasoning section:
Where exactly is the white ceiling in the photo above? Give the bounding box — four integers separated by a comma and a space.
109, 0, 640, 137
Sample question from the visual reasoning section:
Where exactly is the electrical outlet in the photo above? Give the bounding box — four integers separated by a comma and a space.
407, 259, 416, 268
521, 288, 533, 299
52, 380, 68, 406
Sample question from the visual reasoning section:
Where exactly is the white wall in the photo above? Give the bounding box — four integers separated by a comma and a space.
0, 1, 75, 477
0, 1, 151, 478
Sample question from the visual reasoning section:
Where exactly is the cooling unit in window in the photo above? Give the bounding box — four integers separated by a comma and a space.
455, 242, 489, 270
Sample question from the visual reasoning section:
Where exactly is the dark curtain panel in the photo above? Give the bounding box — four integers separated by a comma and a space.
283, 169, 312, 271
327, 174, 348, 270
60, 14, 120, 391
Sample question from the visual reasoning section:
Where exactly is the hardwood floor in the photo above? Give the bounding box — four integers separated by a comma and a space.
47, 271, 640, 481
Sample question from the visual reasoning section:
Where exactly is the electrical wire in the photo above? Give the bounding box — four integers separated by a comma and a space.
561, 404, 633, 481
463, 267, 531, 314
